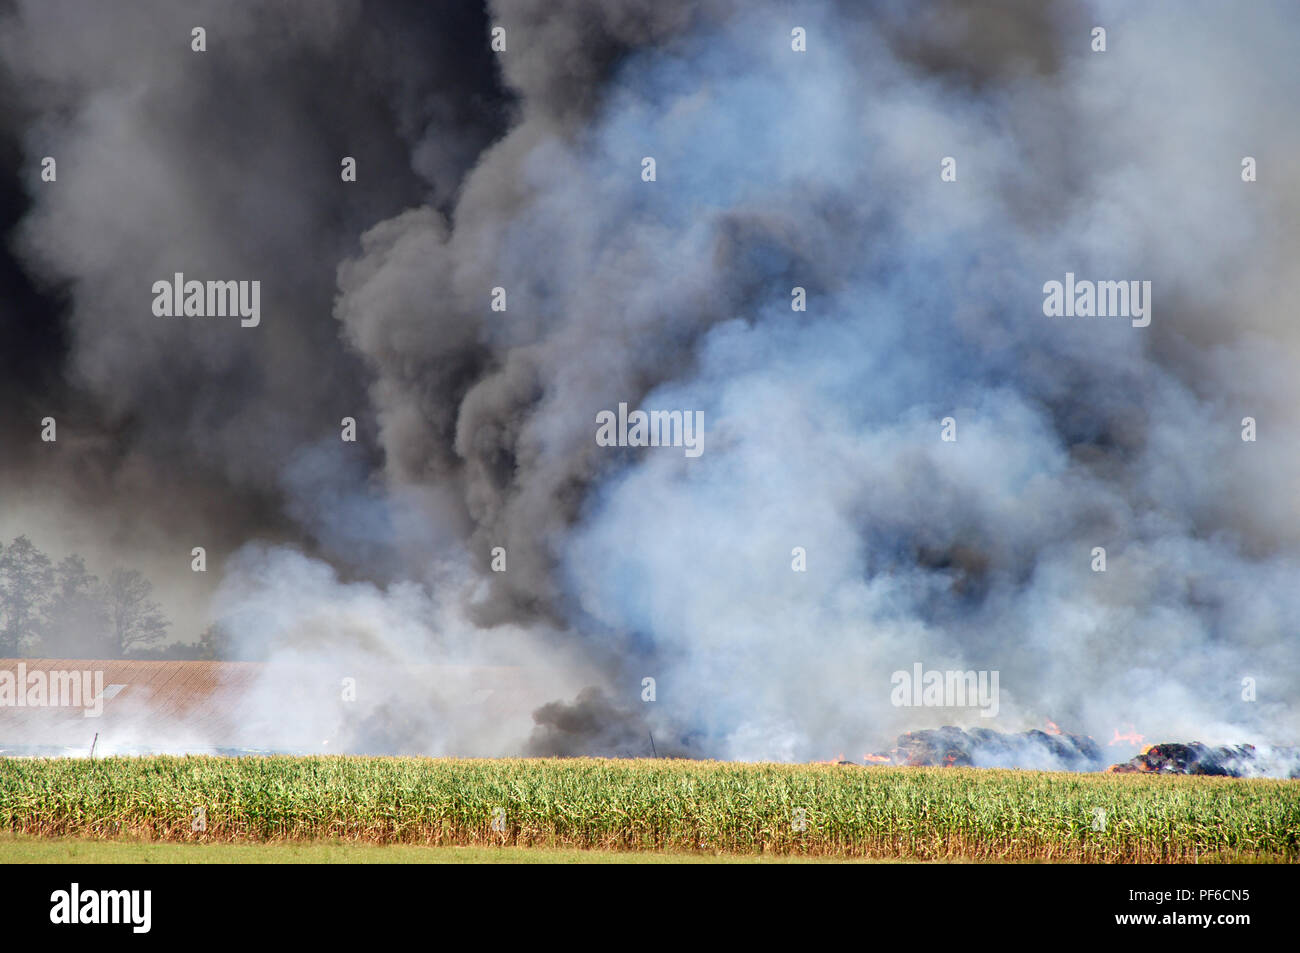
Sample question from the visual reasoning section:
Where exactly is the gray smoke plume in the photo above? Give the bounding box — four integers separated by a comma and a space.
2, 0, 1298, 763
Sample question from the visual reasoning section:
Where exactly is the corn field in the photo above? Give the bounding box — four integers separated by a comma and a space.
1, 756, 1296, 862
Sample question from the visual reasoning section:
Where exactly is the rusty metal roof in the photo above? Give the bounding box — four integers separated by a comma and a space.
0, 658, 527, 754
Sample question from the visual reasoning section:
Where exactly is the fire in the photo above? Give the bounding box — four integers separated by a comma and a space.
813, 752, 848, 765
862, 753, 891, 763
1045, 720, 1062, 735
1109, 725, 1145, 747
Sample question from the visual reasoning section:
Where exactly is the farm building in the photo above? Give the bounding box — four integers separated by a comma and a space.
0, 658, 529, 757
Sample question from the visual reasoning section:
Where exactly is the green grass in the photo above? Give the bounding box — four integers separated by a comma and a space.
0, 833, 893, 864
0, 756, 1296, 863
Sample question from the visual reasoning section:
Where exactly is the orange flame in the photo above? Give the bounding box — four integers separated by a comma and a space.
813, 752, 848, 765
862, 753, 891, 763
1109, 725, 1145, 746
1045, 720, 1062, 735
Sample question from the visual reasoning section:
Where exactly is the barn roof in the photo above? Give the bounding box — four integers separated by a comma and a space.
0, 658, 525, 756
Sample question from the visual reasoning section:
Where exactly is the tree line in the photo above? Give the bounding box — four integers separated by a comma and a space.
0, 535, 219, 659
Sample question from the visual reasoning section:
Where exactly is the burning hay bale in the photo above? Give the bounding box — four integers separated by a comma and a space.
863, 725, 1105, 771
1107, 743, 1300, 778
851, 728, 1300, 778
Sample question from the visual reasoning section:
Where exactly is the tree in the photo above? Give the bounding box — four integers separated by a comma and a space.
40, 555, 109, 658
0, 536, 55, 656
0, 536, 177, 658
196, 623, 232, 661
101, 569, 169, 656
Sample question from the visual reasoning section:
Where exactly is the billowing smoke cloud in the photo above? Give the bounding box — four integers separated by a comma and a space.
0, 0, 508, 580
2, 0, 1298, 761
